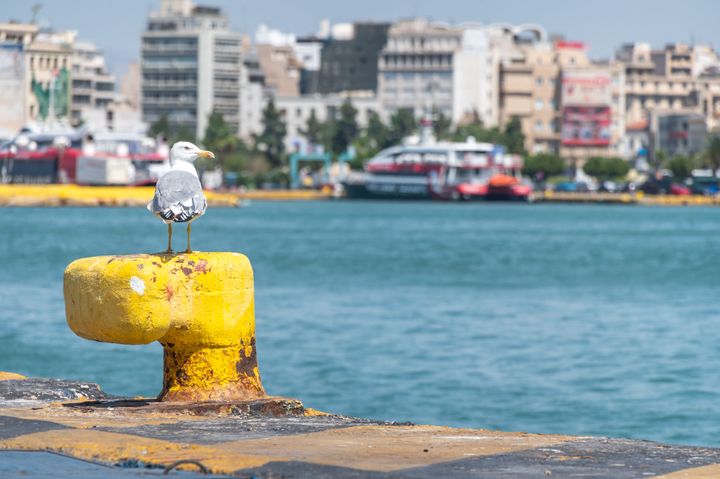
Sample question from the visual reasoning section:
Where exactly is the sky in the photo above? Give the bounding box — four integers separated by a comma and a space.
3, 0, 719, 78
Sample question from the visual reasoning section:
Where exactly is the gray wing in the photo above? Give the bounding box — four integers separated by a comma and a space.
148, 171, 207, 223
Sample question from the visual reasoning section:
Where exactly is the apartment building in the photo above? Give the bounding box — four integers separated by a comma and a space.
378, 19, 462, 121
254, 25, 301, 97
71, 40, 116, 124
141, 0, 242, 139
499, 40, 588, 154
617, 42, 720, 130
378, 20, 545, 128
498, 37, 627, 163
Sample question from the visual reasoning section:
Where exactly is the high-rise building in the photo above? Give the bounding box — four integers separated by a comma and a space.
141, 0, 241, 139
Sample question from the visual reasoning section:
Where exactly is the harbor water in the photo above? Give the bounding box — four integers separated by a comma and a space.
2, 202, 720, 447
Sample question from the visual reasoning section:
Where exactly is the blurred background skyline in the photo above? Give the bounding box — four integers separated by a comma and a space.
3, 0, 719, 76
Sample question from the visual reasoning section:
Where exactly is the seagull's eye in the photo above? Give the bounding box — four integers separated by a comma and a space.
184, 146, 190, 150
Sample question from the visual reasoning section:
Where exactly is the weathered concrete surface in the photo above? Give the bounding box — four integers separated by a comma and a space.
1, 376, 720, 478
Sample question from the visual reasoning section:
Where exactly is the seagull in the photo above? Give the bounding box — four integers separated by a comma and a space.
147, 141, 214, 254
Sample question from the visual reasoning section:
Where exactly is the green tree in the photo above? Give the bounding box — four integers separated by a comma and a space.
331, 98, 359, 154
523, 153, 565, 179
503, 116, 526, 155
666, 155, 694, 180
707, 135, 720, 176
432, 108, 452, 140
583, 156, 630, 180
365, 111, 388, 150
202, 112, 237, 171
173, 125, 196, 144
386, 109, 417, 147
254, 97, 287, 168
149, 114, 171, 138
301, 109, 323, 148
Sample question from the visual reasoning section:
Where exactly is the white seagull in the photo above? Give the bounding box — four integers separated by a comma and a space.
148, 141, 214, 254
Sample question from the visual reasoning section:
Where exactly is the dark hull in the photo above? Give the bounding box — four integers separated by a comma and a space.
3, 158, 58, 184
343, 181, 432, 200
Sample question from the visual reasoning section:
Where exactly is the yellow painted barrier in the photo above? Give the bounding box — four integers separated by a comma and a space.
64, 252, 265, 402
0, 184, 332, 206
0, 184, 240, 207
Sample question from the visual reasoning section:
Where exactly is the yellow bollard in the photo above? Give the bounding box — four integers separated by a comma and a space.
64, 252, 265, 402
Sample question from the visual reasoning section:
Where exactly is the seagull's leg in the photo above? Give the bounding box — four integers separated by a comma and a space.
166, 223, 173, 254
185, 223, 192, 253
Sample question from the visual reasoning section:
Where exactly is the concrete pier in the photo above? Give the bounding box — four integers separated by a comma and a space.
1, 375, 720, 478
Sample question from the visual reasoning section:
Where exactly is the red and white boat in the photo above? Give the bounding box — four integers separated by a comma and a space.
343, 138, 532, 201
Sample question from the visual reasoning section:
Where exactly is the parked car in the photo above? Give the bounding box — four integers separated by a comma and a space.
554, 181, 591, 193
640, 178, 691, 195
690, 177, 720, 196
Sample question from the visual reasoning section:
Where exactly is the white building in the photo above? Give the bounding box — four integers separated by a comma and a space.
378, 20, 545, 127
276, 93, 380, 152
239, 53, 265, 140
141, 0, 242, 139
378, 20, 461, 121
71, 40, 116, 125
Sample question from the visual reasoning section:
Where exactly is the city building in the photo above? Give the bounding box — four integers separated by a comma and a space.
295, 36, 323, 94
70, 40, 116, 125
254, 25, 301, 97
617, 42, 720, 132
378, 20, 542, 128
0, 22, 76, 129
276, 92, 380, 152
649, 109, 708, 158
311, 22, 390, 95
498, 37, 627, 163
120, 61, 141, 109
238, 48, 266, 140
378, 19, 462, 121
141, 0, 242, 139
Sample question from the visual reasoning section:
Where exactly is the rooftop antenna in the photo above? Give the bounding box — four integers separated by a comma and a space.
31, 3, 42, 24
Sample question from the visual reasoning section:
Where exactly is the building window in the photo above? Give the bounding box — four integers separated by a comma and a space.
534, 99, 544, 110
536, 77, 543, 86
534, 120, 543, 132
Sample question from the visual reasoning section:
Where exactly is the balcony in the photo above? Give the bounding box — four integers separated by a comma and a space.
143, 80, 198, 89
142, 60, 198, 71
143, 96, 197, 106
142, 44, 197, 54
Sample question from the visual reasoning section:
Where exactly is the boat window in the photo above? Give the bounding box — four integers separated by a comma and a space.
392, 151, 448, 164
457, 151, 489, 167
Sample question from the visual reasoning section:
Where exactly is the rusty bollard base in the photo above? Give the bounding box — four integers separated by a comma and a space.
63, 252, 265, 402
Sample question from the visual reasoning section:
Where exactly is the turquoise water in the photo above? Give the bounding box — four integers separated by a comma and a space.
2, 202, 720, 447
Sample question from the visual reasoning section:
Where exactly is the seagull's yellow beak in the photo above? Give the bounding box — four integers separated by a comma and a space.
197, 150, 215, 159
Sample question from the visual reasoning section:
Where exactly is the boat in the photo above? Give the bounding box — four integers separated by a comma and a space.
342, 134, 532, 201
